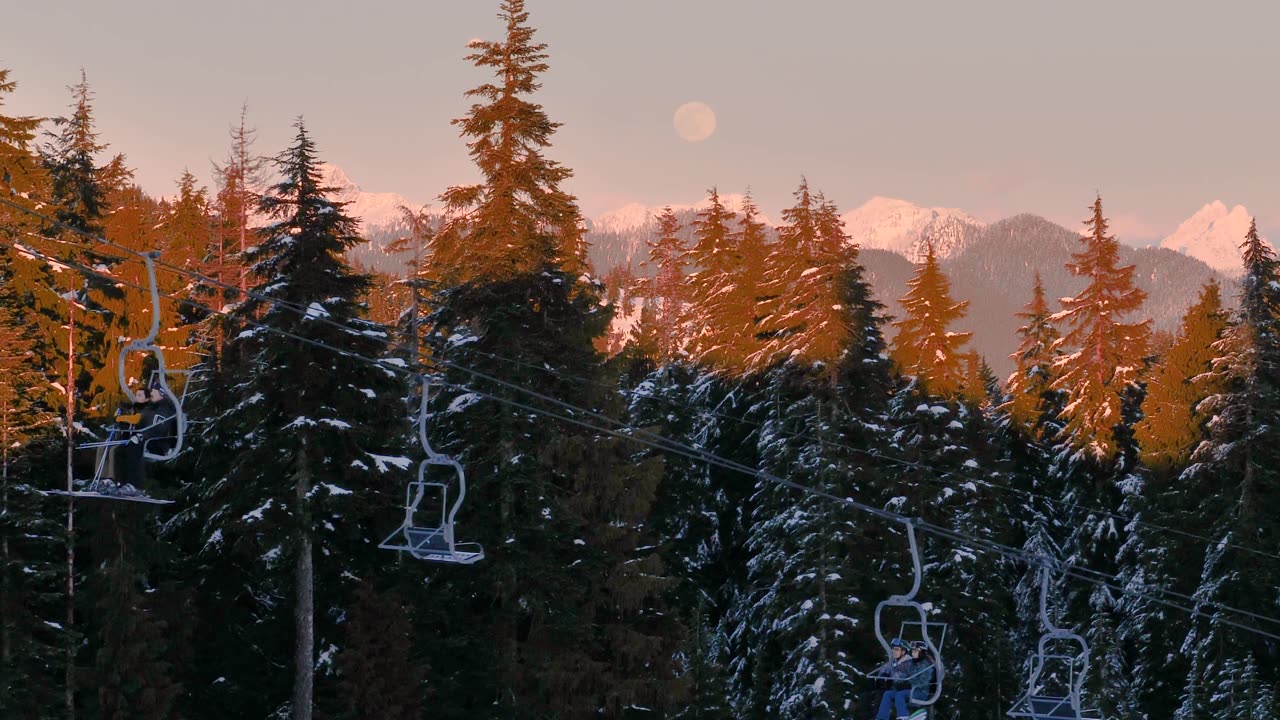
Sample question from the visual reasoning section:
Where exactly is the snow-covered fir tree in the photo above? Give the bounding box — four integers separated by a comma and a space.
1049, 196, 1150, 462
178, 120, 411, 720
420, 3, 682, 716
1175, 219, 1280, 720
890, 239, 972, 399
1023, 197, 1152, 717
683, 188, 745, 372
1001, 272, 1062, 438
727, 225, 893, 719
751, 182, 856, 369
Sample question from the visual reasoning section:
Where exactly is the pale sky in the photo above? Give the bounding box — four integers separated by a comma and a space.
4, 0, 1279, 243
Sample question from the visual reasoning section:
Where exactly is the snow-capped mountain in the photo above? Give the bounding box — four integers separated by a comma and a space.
1159, 201, 1255, 277
318, 163, 420, 232
841, 196, 983, 262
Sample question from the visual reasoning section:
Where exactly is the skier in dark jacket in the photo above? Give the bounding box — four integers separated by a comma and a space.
907, 641, 936, 714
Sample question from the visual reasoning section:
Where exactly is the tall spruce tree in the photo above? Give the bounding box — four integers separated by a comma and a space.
431, 0, 586, 285
1049, 196, 1151, 462
751, 183, 856, 369
642, 207, 687, 361
1001, 272, 1062, 438
1043, 197, 1150, 717
890, 239, 972, 399
1134, 280, 1229, 471
182, 120, 410, 720
683, 189, 743, 372
0, 299, 64, 718
422, 3, 682, 717
726, 215, 893, 718
1175, 220, 1280, 719
210, 103, 266, 295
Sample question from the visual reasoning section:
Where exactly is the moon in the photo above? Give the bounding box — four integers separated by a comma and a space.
673, 102, 716, 143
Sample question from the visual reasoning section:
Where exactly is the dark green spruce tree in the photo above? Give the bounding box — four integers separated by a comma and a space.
726, 188, 897, 719
422, 2, 682, 717
1174, 220, 1280, 720
178, 120, 410, 720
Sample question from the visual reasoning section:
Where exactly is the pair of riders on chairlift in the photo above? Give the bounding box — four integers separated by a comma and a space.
872, 637, 936, 720
92, 383, 178, 498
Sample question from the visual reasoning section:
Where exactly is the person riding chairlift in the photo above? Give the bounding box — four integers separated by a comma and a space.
906, 641, 935, 718
94, 387, 148, 495
874, 639, 915, 720
95, 383, 176, 497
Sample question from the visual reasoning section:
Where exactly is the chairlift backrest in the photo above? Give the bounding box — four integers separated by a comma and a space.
872, 519, 944, 706
114, 252, 185, 462
1008, 563, 1097, 720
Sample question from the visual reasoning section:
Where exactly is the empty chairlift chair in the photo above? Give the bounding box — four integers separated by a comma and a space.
379, 378, 484, 565
1007, 562, 1102, 720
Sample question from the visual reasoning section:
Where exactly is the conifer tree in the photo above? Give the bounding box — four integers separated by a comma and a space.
1049, 196, 1150, 461
1175, 219, 1280, 719
0, 68, 41, 199
420, 4, 682, 716
183, 120, 410, 720
890, 239, 972, 398
1133, 281, 1228, 471
642, 206, 687, 361
88, 546, 181, 720
431, 0, 587, 286
211, 103, 266, 294
751, 184, 857, 369
154, 171, 213, 370
1001, 272, 1061, 436
630, 297, 663, 361
336, 585, 424, 720
727, 230, 892, 719
683, 189, 742, 371
383, 205, 435, 370
0, 299, 64, 718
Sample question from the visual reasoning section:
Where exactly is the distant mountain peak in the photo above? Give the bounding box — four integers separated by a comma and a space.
842, 196, 983, 262
1159, 201, 1255, 276
318, 162, 418, 231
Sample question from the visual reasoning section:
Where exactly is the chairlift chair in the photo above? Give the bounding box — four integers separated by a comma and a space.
379, 378, 484, 565
46, 251, 182, 506
867, 519, 947, 707
1007, 562, 1103, 720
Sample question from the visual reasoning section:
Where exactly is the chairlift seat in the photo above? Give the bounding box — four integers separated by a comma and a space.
380, 378, 485, 566
1008, 695, 1101, 720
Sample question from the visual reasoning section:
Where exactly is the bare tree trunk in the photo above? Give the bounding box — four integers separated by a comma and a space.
237, 106, 251, 296
292, 446, 314, 720
2, 396, 10, 668
64, 290, 76, 720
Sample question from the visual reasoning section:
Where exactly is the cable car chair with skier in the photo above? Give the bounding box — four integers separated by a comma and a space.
1007, 561, 1102, 720
868, 518, 947, 711
48, 251, 185, 505
379, 377, 484, 565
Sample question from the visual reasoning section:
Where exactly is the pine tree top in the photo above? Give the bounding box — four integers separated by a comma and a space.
1000, 271, 1062, 434
248, 119, 368, 317
687, 187, 738, 273
891, 239, 972, 398
1049, 195, 1151, 461
0, 68, 40, 150
433, 0, 587, 285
